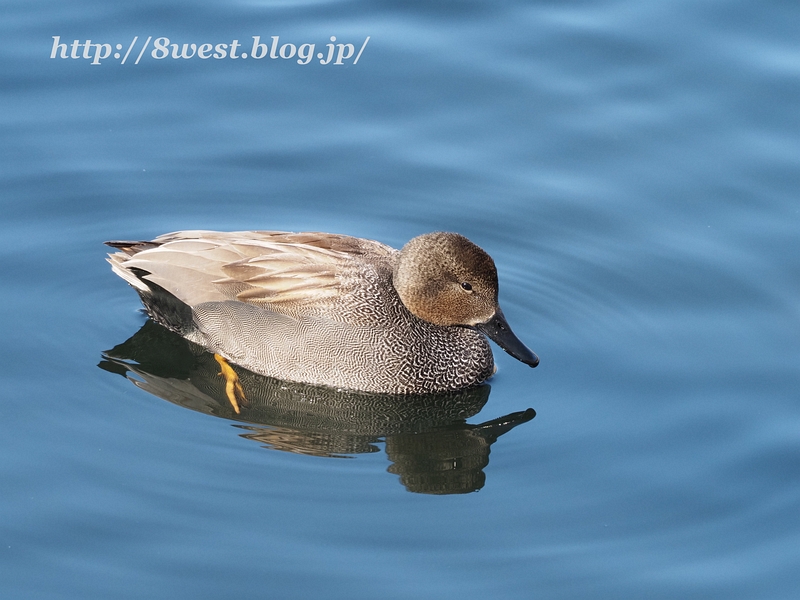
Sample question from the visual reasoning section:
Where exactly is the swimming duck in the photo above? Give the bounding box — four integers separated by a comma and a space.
106, 230, 538, 400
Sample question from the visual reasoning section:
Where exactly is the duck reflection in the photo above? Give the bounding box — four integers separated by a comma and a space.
99, 320, 535, 494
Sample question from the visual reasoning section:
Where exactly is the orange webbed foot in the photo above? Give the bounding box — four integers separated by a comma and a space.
214, 354, 246, 414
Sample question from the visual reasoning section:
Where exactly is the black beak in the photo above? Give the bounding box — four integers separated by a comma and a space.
475, 307, 539, 368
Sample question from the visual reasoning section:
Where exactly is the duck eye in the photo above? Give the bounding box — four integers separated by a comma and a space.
460, 282, 473, 292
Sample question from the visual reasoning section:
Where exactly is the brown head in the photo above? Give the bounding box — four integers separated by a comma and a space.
393, 232, 539, 368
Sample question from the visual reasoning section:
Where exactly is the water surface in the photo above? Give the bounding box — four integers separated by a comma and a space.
1, 0, 799, 598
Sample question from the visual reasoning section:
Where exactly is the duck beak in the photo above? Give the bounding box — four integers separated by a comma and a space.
475, 307, 539, 368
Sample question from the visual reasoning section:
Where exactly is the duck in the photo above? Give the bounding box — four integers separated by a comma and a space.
106, 230, 538, 403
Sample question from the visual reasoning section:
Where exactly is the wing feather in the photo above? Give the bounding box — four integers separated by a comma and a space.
107, 231, 393, 313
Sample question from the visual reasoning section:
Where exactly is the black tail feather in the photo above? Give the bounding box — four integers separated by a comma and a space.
105, 240, 161, 256
128, 268, 196, 336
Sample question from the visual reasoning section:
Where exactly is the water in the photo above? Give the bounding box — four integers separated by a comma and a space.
2, 0, 799, 598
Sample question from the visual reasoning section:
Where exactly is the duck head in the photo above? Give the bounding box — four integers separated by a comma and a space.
393, 232, 539, 368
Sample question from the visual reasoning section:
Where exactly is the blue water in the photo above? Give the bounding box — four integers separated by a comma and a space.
2, 0, 799, 598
